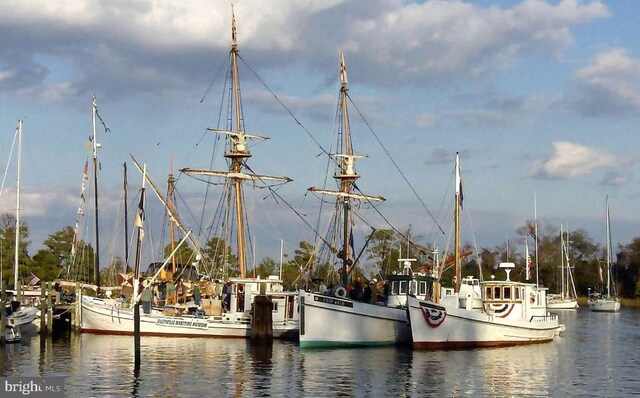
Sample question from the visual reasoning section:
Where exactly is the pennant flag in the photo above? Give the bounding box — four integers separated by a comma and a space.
83, 160, 89, 181
28, 272, 40, 287
525, 239, 532, 281
135, 189, 146, 241
349, 228, 355, 260
455, 152, 463, 209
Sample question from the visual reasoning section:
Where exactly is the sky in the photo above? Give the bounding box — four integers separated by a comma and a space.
1, 0, 639, 269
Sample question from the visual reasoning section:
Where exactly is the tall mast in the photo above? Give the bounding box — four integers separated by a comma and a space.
308, 52, 385, 287
124, 162, 129, 271
14, 120, 22, 291
229, 6, 249, 278
167, 154, 176, 274
92, 95, 101, 294
340, 51, 353, 284
605, 196, 611, 298
181, 7, 291, 279
454, 152, 461, 293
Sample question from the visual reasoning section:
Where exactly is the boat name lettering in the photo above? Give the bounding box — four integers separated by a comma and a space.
156, 318, 208, 329
314, 296, 353, 308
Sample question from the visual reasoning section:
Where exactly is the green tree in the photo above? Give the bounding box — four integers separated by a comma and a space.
0, 213, 33, 289
203, 237, 237, 277
31, 225, 95, 283
163, 242, 195, 267
255, 257, 278, 279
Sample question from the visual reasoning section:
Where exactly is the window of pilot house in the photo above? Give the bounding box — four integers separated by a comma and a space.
503, 287, 511, 299
515, 288, 521, 300
493, 286, 501, 299
485, 287, 492, 299
399, 281, 408, 294
419, 281, 427, 296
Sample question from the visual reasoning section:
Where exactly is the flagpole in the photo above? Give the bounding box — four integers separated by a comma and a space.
534, 193, 539, 289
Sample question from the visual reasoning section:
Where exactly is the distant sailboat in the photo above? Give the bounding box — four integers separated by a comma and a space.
588, 197, 620, 312
547, 225, 578, 310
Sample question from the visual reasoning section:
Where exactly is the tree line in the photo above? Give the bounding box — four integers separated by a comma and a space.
1, 212, 639, 298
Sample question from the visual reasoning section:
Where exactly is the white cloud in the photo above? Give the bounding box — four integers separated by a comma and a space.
529, 141, 626, 179
572, 48, 640, 116
0, 0, 610, 100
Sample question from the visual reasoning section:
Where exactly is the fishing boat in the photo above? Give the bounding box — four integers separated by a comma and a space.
588, 197, 620, 312
547, 225, 579, 310
81, 8, 299, 339
406, 153, 564, 349
298, 52, 433, 348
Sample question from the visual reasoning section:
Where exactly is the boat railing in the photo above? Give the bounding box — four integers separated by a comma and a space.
530, 314, 558, 323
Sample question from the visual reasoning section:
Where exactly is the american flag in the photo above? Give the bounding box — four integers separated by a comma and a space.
28, 272, 40, 287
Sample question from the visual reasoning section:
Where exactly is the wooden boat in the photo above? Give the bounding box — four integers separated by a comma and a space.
407, 154, 564, 349
80, 8, 299, 339
298, 52, 433, 348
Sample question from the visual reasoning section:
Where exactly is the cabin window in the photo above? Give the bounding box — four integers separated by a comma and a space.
515, 287, 520, 300
391, 281, 398, 295
485, 287, 492, 299
493, 286, 501, 299
399, 281, 408, 294
503, 287, 511, 299
419, 281, 428, 296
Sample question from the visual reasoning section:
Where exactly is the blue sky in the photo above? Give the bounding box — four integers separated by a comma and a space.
1, 0, 639, 268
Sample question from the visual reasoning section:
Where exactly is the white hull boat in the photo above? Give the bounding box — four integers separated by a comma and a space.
408, 270, 564, 349
81, 280, 299, 340
299, 290, 410, 348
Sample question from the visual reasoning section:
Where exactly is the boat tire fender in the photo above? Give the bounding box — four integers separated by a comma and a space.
334, 286, 348, 299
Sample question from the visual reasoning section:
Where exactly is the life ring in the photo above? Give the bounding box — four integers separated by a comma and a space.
529, 293, 535, 304
334, 286, 348, 298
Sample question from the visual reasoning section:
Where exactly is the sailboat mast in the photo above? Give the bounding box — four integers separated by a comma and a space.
14, 120, 22, 291
167, 154, 177, 274
454, 152, 461, 293
229, 7, 249, 278
124, 162, 129, 272
92, 95, 101, 294
340, 52, 353, 283
605, 196, 611, 298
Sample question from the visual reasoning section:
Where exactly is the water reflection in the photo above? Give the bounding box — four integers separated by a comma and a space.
2, 309, 639, 397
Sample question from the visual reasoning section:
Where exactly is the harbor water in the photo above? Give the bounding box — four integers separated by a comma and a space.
1, 308, 639, 397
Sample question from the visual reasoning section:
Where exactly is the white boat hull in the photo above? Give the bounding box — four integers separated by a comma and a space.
81, 296, 298, 339
407, 296, 562, 349
588, 299, 620, 312
546, 299, 579, 310
298, 291, 411, 348
4, 325, 21, 343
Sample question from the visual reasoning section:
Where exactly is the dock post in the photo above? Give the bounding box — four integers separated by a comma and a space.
75, 282, 81, 330
134, 301, 141, 369
47, 282, 53, 335
40, 282, 47, 336
251, 283, 273, 342
1, 281, 6, 344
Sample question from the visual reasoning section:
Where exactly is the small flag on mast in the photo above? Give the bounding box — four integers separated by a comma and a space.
525, 238, 532, 281
455, 152, 463, 209
135, 188, 146, 241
